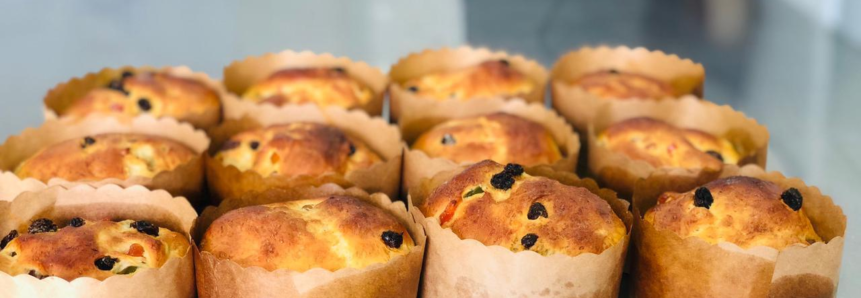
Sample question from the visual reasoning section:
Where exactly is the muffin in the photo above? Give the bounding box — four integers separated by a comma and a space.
0, 217, 189, 281
15, 133, 197, 182
402, 60, 535, 101
240, 67, 373, 109
213, 122, 381, 178
419, 160, 625, 256
644, 176, 821, 249
571, 69, 675, 99
201, 195, 414, 272
412, 113, 562, 166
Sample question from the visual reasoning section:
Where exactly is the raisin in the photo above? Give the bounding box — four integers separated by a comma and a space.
706, 150, 724, 162
137, 98, 152, 112
28, 270, 46, 279
250, 141, 260, 150
220, 140, 240, 151
0, 230, 18, 249
107, 79, 125, 92
348, 143, 356, 156
407, 86, 419, 93
130, 220, 159, 237
441, 133, 456, 145
781, 188, 803, 211
608, 69, 619, 74
81, 136, 96, 149
332, 67, 346, 73
521, 233, 538, 249
499, 59, 510, 66
527, 202, 548, 220
503, 163, 524, 177
490, 172, 515, 190
693, 187, 713, 209
381, 231, 404, 249
94, 256, 118, 271
121, 71, 134, 79
69, 217, 85, 228
28, 219, 57, 234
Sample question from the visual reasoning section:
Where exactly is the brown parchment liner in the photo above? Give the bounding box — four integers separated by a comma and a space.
192, 183, 426, 298
222, 50, 388, 118
0, 184, 197, 298
44, 65, 231, 130
0, 115, 211, 206
631, 164, 846, 298
551, 46, 706, 133
388, 46, 549, 121
0, 172, 47, 202
408, 164, 632, 298
400, 99, 580, 199
204, 105, 403, 204
586, 96, 769, 198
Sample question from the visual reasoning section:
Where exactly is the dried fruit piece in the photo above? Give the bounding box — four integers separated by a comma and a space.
121, 71, 134, 79
490, 172, 515, 190
441, 133, 456, 145
69, 217, 85, 228
503, 163, 524, 176
527, 202, 548, 220
781, 188, 803, 211
408, 86, 419, 93
706, 150, 724, 162
130, 220, 159, 237
128, 243, 144, 257
81, 136, 96, 149
348, 143, 356, 156
463, 186, 484, 198
499, 59, 510, 66
250, 141, 260, 150
118, 266, 138, 275
220, 140, 240, 151
694, 187, 714, 209
381, 231, 404, 249
28, 219, 57, 234
332, 67, 346, 73
0, 230, 18, 249
137, 98, 152, 112
94, 256, 118, 271
521, 233, 538, 249
28, 270, 46, 279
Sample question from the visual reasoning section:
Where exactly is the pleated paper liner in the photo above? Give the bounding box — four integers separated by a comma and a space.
0, 116, 210, 206
409, 164, 631, 298
551, 46, 706, 133
192, 184, 426, 298
586, 96, 769, 198
399, 98, 580, 199
631, 164, 846, 298
0, 172, 47, 201
388, 46, 548, 121
44, 65, 230, 130
0, 184, 197, 298
222, 50, 388, 118
204, 105, 403, 205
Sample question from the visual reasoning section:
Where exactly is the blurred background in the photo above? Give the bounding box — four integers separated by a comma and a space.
0, 0, 857, 296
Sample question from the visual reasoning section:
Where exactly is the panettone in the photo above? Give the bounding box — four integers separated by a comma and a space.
402, 60, 535, 101
571, 69, 675, 99
241, 67, 373, 109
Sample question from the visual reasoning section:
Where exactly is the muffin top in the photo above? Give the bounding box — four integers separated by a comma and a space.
412, 113, 562, 166
403, 60, 535, 101
241, 67, 373, 109
571, 69, 675, 99
0, 218, 189, 281
15, 133, 197, 182
597, 117, 739, 170
420, 160, 625, 256
201, 195, 414, 272
644, 176, 822, 249
63, 71, 220, 120
214, 123, 381, 178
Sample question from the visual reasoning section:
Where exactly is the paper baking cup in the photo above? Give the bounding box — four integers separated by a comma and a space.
631, 165, 846, 298
204, 105, 403, 205
388, 46, 548, 121
400, 99, 580, 199
0, 115, 210, 206
551, 46, 705, 133
222, 50, 388, 118
586, 96, 768, 198
44, 65, 230, 130
0, 172, 47, 202
409, 165, 631, 298
193, 184, 426, 298
0, 184, 197, 298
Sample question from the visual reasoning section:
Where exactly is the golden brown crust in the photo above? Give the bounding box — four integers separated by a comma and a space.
201, 195, 414, 272
63, 71, 220, 120
420, 160, 625, 256
412, 113, 562, 166
403, 60, 535, 101
571, 70, 675, 99
213, 123, 381, 178
15, 133, 197, 182
644, 176, 822, 249
0, 219, 189, 281
241, 67, 373, 109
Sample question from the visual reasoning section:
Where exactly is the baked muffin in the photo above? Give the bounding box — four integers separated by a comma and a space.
241, 67, 373, 109
403, 60, 535, 101
0, 218, 189, 281
63, 71, 221, 120
420, 160, 625, 256
214, 123, 381, 178
571, 69, 675, 99
597, 117, 739, 170
412, 113, 562, 166
644, 176, 822, 249
201, 195, 414, 272
15, 133, 197, 182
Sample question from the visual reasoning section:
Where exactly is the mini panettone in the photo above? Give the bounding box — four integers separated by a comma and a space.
571, 69, 675, 99
201, 195, 414, 272
63, 71, 221, 120
15, 133, 197, 182
213, 122, 381, 178
412, 113, 562, 166
0, 218, 189, 281
597, 117, 740, 170
403, 60, 535, 101
420, 160, 625, 256
241, 67, 374, 109
644, 176, 822, 249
